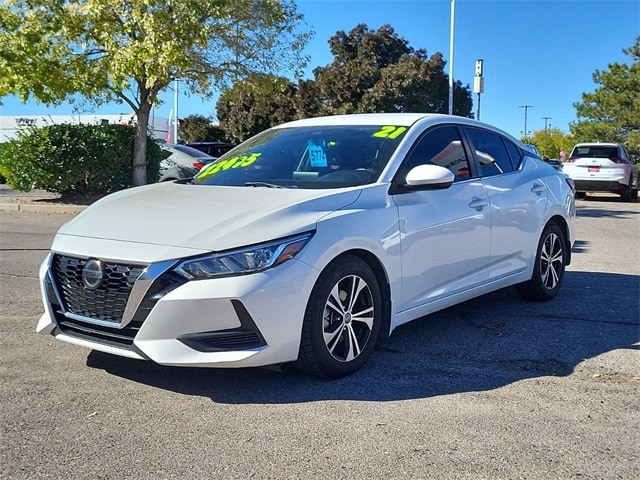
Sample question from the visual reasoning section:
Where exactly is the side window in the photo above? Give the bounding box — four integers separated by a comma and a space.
466, 128, 515, 176
504, 140, 523, 170
402, 126, 472, 181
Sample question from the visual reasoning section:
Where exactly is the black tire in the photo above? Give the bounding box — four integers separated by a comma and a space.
294, 255, 382, 379
516, 223, 567, 301
620, 180, 633, 202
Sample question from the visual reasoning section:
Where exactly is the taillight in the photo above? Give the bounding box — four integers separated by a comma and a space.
192, 162, 206, 170
566, 156, 578, 163
565, 177, 576, 193
610, 156, 626, 164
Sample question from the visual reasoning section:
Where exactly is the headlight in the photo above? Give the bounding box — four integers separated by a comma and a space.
174, 232, 313, 280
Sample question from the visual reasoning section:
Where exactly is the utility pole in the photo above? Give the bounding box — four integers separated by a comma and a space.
519, 105, 533, 137
541, 117, 552, 157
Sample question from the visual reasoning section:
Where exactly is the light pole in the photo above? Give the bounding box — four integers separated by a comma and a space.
173, 78, 179, 143
448, 0, 455, 115
519, 105, 533, 137
474, 59, 484, 121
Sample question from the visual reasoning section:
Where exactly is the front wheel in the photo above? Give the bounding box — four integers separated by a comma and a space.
517, 223, 567, 301
295, 255, 382, 379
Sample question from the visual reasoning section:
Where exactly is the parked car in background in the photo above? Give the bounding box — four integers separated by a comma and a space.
524, 144, 541, 157
523, 145, 563, 171
186, 141, 235, 158
37, 113, 575, 378
563, 142, 638, 201
158, 144, 215, 181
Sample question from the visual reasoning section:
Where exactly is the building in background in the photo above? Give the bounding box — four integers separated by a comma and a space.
0, 113, 170, 142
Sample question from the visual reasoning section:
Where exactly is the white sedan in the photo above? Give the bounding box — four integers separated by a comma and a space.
37, 113, 576, 378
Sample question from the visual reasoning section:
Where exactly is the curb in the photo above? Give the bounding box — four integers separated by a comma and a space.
0, 203, 86, 214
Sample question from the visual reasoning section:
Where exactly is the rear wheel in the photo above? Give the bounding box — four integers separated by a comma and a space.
620, 180, 633, 201
295, 255, 382, 378
631, 175, 639, 200
517, 223, 566, 301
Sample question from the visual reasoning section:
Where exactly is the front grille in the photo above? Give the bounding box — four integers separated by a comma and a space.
52, 255, 146, 323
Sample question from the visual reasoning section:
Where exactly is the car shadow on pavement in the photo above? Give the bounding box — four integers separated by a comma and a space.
577, 206, 640, 219
86, 270, 639, 404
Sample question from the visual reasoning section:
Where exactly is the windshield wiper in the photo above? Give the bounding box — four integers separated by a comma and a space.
244, 182, 286, 189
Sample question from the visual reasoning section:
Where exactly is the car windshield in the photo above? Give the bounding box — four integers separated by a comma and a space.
193, 125, 408, 188
572, 146, 619, 158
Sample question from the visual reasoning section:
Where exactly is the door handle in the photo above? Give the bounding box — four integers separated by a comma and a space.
468, 197, 488, 210
531, 183, 546, 195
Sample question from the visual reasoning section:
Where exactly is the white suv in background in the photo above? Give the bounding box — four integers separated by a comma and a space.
563, 143, 638, 201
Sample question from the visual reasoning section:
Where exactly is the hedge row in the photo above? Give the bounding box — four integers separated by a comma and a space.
0, 123, 162, 195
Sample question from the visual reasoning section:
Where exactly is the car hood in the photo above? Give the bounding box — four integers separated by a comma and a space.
54, 182, 361, 260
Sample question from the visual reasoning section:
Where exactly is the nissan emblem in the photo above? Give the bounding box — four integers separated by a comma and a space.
82, 259, 105, 290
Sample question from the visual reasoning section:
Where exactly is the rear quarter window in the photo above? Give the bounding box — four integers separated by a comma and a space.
504, 140, 523, 170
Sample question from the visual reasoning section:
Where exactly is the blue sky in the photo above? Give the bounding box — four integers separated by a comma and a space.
1, 0, 638, 138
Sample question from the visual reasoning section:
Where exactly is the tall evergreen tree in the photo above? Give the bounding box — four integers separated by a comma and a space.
571, 36, 640, 156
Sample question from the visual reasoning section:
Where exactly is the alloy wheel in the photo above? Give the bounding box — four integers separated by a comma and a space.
540, 232, 564, 290
322, 274, 375, 362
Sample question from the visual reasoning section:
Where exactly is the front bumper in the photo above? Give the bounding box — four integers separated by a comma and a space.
37, 252, 317, 368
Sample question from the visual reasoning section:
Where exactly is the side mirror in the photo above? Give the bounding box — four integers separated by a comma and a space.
405, 164, 455, 190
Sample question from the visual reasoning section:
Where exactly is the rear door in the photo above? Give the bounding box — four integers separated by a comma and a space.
463, 127, 548, 280
391, 125, 491, 312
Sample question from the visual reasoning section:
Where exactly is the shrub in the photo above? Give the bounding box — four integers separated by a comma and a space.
0, 123, 162, 195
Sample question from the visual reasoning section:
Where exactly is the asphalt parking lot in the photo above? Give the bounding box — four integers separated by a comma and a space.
1, 195, 638, 479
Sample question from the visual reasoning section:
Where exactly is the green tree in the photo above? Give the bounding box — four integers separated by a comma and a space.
217, 74, 298, 142
179, 114, 228, 143
527, 128, 573, 159
0, 0, 311, 186
571, 36, 640, 156
311, 24, 472, 116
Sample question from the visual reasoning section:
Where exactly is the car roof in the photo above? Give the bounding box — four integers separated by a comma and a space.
278, 113, 436, 128
274, 113, 522, 146
275, 113, 444, 128
573, 142, 621, 147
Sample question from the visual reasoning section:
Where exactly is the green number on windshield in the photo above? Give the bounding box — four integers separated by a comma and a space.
373, 126, 407, 139
196, 153, 262, 180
